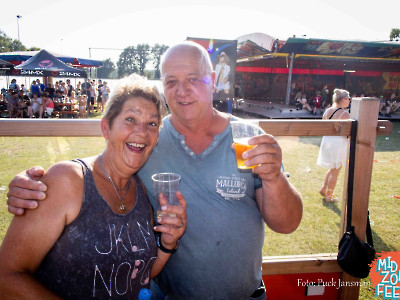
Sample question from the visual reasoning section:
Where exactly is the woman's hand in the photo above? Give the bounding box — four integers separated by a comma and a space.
153, 191, 187, 250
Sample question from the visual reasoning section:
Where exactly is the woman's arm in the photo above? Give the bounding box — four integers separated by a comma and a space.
0, 162, 83, 299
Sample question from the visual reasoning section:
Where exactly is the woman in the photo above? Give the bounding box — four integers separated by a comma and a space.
0, 75, 187, 299
295, 93, 312, 112
100, 81, 111, 113
78, 94, 87, 118
29, 92, 43, 118
317, 88, 351, 202
41, 92, 54, 117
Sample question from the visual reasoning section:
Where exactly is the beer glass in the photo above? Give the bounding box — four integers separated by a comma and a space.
152, 172, 181, 218
231, 120, 264, 169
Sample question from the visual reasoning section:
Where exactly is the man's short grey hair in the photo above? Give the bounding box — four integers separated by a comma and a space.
160, 41, 213, 77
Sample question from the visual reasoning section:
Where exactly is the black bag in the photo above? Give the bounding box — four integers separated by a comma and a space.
337, 121, 376, 278
338, 225, 375, 278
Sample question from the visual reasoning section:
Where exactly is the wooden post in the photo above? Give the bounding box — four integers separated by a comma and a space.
338, 97, 380, 300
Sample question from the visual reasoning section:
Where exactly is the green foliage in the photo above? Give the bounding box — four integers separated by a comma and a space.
151, 44, 169, 79
97, 58, 116, 79
117, 46, 139, 78
116, 43, 169, 79
0, 28, 39, 52
390, 28, 400, 41
136, 44, 151, 76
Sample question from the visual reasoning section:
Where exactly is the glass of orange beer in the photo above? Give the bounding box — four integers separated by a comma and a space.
231, 120, 264, 169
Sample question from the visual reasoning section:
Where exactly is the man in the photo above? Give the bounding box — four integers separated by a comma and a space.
81, 78, 93, 114
7, 41, 302, 299
66, 79, 74, 98
36, 79, 46, 95
9, 79, 20, 93
30, 80, 41, 97
6, 89, 18, 118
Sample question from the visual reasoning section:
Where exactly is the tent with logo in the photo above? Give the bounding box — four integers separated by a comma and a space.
0, 50, 102, 68
5, 49, 87, 78
0, 58, 13, 70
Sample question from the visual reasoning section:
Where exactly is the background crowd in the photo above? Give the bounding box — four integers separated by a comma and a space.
0, 78, 110, 118
293, 85, 400, 117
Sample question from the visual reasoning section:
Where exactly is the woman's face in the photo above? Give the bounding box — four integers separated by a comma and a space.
341, 96, 351, 107
102, 97, 160, 174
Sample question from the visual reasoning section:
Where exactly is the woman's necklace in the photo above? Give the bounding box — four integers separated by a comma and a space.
98, 155, 132, 211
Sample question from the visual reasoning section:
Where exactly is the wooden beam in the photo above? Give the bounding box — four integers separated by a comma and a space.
0, 119, 102, 137
262, 253, 342, 275
338, 97, 380, 300
0, 118, 392, 137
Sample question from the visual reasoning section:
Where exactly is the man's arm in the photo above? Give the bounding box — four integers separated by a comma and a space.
7, 167, 48, 215
243, 134, 303, 234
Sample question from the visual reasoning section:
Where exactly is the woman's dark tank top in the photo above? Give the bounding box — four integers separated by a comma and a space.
35, 159, 157, 299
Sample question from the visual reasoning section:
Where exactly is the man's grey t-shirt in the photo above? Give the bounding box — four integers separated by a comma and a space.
139, 115, 264, 299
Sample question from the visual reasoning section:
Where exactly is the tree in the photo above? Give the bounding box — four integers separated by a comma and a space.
97, 58, 116, 79
136, 44, 151, 76
116, 43, 169, 78
151, 44, 169, 79
117, 46, 139, 78
390, 28, 400, 41
0, 28, 39, 52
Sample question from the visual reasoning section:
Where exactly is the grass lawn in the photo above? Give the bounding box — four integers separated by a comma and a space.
0, 116, 398, 299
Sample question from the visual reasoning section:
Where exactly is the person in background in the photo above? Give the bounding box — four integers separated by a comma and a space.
21, 84, 28, 95
53, 90, 64, 103
90, 81, 96, 112
9, 79, 20, 93
17, 94, 28, 118
66, 79, 74, 98
384, 92, 400, 117
97, 79, 103, 112
321, 85, 329, 108
78, 94, 87, 118
317, 88, 351, 203
6, 41, 303, 300
36, 79, 46, 94
42, 92, 54, 118
44, 82, 56, 99
313, 90, 323, 115
30, 80, 41, 98
76, 81, 81, 96
31, 92, 44, 118
295, 92, 312, 112
7, 91, 19, 118
59, 82, 68, 97
100, 81, 110, 113
81, 78, 93, 115
0, 74, 187, 299
68, 90, 79, 111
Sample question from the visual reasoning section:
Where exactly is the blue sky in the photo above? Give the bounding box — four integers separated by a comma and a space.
2, 0, 399, 63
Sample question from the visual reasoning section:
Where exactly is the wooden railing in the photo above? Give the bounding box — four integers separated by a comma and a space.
0, 98, 393, 299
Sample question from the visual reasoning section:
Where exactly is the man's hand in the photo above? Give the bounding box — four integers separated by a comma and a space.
243, 134, 282, 182
242, 134, 303, 234
7, 167, 47, 216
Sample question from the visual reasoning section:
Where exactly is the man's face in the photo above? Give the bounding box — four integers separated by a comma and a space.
161, 47, 214, 123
